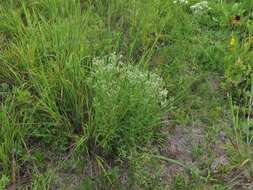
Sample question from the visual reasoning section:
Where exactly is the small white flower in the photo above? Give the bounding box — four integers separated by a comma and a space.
190, 1, 210, 14
161, 89, 168, 97
173, 0, 189, 5
91, 54, 168, 107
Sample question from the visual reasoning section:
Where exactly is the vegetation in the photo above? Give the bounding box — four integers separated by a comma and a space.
0, 0, 253, 189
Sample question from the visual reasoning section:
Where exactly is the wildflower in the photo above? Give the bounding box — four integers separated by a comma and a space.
230, 15, 241, 26
90, 54, 168, 107
190, 1, 209, 14
230, 37, 236, 46
173, 0, 189, 5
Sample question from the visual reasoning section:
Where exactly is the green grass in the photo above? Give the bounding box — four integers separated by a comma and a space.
0, 0, 253, 189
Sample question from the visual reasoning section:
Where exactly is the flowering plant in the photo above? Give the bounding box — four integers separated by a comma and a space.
173, 0, 189, 5
88, 54, 168, 155
190, 1, 210, 14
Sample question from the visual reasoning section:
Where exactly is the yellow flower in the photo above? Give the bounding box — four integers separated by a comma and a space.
230, 37, 236, 46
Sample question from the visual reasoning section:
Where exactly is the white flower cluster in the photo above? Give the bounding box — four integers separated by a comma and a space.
90, 55, 120, 97
122, 65, 168, 106
190, 1, 210, 14
90, 54, 168, 107
173, 0, 189, 5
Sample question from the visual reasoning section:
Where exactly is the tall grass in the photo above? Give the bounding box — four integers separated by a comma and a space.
0, 1, 171, 187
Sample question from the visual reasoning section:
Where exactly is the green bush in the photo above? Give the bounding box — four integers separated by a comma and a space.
88, 54, 168, 156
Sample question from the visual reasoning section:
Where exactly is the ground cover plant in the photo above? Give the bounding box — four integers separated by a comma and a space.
0, 0, 253, 189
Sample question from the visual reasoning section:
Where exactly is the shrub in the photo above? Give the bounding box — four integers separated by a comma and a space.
88, 54, 168, 156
